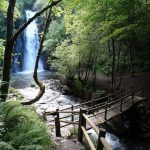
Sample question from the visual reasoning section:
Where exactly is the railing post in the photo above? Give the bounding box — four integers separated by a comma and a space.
78, 109, 86, 142
55, 109, 61, 137
104, 104, 108, 120
108, 94, 111, 108
97, 128, 106, 150
92, 94, 95, 114
71, 105, 74, 122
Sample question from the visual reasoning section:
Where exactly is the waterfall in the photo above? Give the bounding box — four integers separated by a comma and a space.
23, 10, 43, 72
12, 33, 25, 72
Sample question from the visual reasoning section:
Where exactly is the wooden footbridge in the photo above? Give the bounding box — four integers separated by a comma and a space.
44, 88, 145, 150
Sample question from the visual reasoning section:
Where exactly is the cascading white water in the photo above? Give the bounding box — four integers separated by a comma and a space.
23, 10, 43, 72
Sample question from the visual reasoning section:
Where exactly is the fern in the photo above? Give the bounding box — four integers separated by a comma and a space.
0, 141, 15, 150
0, 100, 53, 150
19, 145, 43, 150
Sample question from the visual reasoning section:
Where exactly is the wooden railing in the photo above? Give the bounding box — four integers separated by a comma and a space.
78, 109, 112, 150
44, 90, 122, 122
44, 87, 144, 149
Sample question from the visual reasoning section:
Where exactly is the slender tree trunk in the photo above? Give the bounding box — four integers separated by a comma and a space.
1, 0, 16, 101
114, 44, 121, 89
117, 49, 127, 90
129, 44, 134, 77
22, 9, 52, 105
111, 38, 116, 92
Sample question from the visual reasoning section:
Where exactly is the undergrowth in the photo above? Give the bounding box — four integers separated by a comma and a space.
0, 100, 53, 150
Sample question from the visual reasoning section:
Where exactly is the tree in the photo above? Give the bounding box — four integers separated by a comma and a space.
0, 0, 62, 101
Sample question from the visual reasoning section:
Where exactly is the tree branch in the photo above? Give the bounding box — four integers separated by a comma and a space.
12, 0, 61, 43
21, 9, 52, 105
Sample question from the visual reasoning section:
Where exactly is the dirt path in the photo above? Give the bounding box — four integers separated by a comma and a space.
55, 138, 85, 150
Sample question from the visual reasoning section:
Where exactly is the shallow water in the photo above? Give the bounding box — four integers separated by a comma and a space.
11, 70, 58, 88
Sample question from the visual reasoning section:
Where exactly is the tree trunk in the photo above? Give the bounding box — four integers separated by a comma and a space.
110, 38, 116, 92
129, 44, 134, 77
21, 9, 52, 105
0, 0, 16, 101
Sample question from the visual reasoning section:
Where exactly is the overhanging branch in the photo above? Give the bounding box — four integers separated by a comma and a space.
12, 0, 62, 43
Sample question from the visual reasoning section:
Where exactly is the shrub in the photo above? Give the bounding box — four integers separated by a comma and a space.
0, 100, 53, 150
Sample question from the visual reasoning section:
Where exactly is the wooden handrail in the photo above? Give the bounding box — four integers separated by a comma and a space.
60, 120, 79, 128
58, 110, 80, 113
81, 126, 96, 150
59, 120, 78, 124
52, 88, 144, 140
83, 113, 99, 134
79, 111, 112, 150
100, 137, 112, 150
87, 103, 106, 112
88, 110, 106, 118
60, 123, 71, 128
46, 88, 142, 115
94, 95, 108, 101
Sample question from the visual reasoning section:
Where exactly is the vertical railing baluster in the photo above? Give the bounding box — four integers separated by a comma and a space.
78, 109, 86, 142
97, 128, 106, 150
55, 108, 61, 137
92, 93, 95, 114
104, 104, 108, 120
71, 105, 74, 122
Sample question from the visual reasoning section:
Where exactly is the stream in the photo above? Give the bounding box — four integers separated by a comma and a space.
10, 71, 144, 150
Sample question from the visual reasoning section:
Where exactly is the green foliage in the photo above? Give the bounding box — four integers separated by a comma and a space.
45, 18, 66, 57
0, 141, 15, 150
47, 0, 150, 82
34, 0, 49, 11
0, 39, 5, 58
51, 39, 79, 78
0, 0, 8, 12
0, 101, 53, 150
0, 39, 5, 71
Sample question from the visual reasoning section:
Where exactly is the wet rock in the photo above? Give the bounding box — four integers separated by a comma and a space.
56, 95, 75, 106
62, 85, 72, 95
